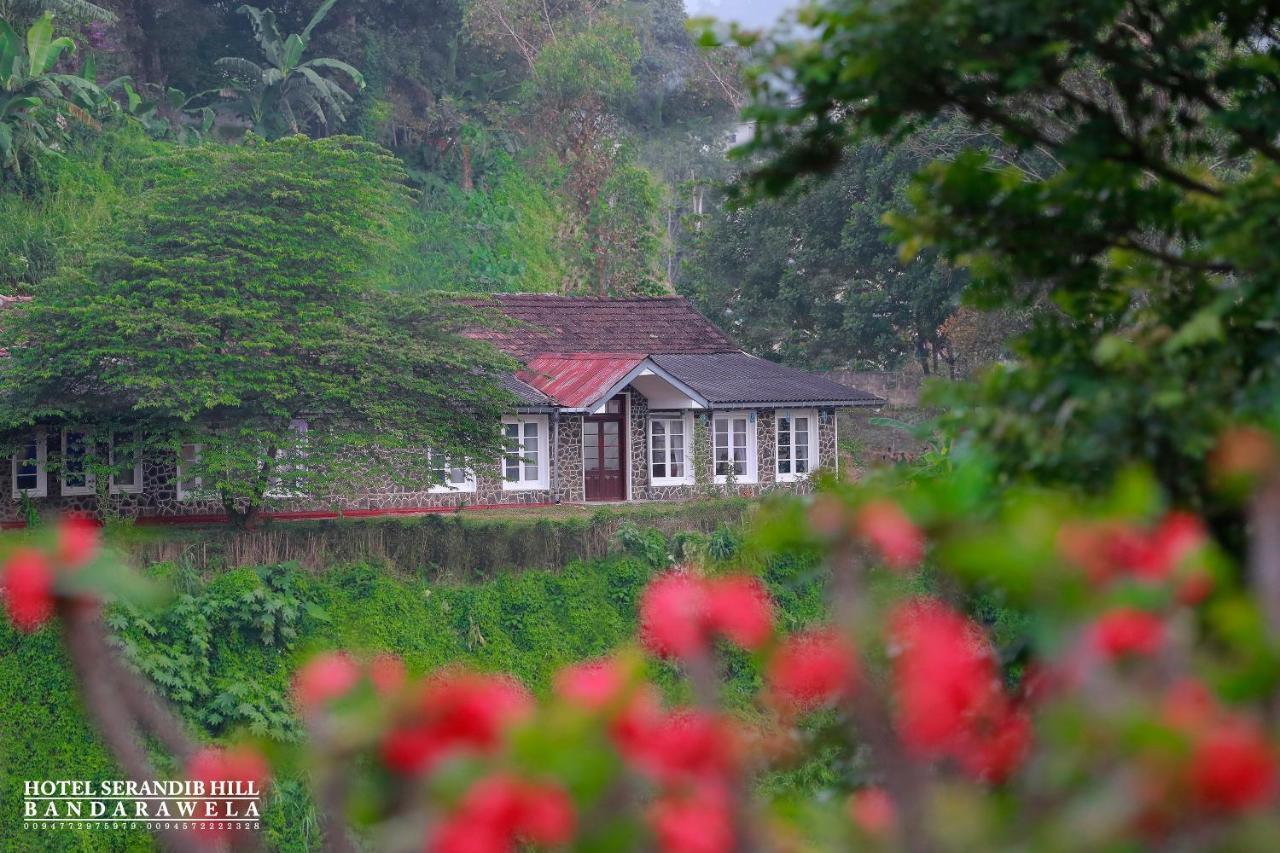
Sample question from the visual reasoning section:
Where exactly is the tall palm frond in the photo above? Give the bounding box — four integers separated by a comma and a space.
216, 1, 365, 138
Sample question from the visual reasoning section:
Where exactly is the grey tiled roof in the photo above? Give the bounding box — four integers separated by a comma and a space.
501, 373, 556, 407
651, 353, 883, 407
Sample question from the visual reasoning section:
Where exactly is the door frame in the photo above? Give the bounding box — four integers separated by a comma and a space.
581, 392, 629, 502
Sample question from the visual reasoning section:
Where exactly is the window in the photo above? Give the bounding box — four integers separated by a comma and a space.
266, 419, 309, 498
12, 429, 47, 498
776, 410, 818, 482
177, 443, 203, 501
713, 411, 756, 483
502, 416, 548, 490
429, 449, 476, 493
61, 428, 94, 495
649, 414, 693, 485
110, 430, 143, 494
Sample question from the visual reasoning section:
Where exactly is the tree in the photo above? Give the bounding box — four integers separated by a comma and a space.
684, 134, 969, 375
0, 13, 102, 178
0, 135, 516, 525
734, 0, 1280, 506
216, 0, 365, 138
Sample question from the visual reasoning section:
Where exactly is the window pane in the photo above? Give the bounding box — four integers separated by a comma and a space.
449, 467, 467, 484
113, 432, 138, 487
16, 438, 38, 490
65, 431, 88, 488
670, 430, 684, 479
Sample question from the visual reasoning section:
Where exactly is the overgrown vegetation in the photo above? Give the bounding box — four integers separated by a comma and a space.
0, 516, 828, 851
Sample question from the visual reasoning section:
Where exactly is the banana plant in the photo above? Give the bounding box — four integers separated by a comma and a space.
0, 12, 102, 176
215, 0, 365, 138
107, 77, 216, 143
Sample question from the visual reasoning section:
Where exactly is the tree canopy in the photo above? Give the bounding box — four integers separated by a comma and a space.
737, 0, 1280, 504
0, 135, 516, 523
684, 133, 970, 375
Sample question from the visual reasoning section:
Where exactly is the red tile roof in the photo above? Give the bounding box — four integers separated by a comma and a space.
462, 294, 739, 359
517, 353, 646, 409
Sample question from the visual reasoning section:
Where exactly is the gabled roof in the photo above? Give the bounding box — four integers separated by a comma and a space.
652, 353, 883, 407
517, 353, 647, 410
462, 294, 739, 359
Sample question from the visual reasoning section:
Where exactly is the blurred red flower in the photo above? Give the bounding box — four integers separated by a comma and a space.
1190, 719, 1277, 814
293, 652, 360, 713
431, 774, 575, 853
956, 705, 1032, 784
381, 671, 532, 775
640, 571, 711, 659
650, 781, 734, 853
705, 574, 774, 650
629, 709, 737, 784
890, 599, 999, 755
766, 627, 858, 710
57, 515, 100, 568
1090, 609, 1165, 659
368, 653, 407, 696
847, 786, 895, 836
2, 547, 54, 632
855, 500, 924, 569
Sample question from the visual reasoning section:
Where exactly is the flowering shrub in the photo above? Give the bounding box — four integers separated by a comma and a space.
4, 429, 1280, 850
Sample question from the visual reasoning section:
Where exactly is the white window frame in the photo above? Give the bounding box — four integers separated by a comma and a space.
109, 430, 144, 495
648, 412, 695, 486
501, 415, 549, 491
60, 427, 95, 496
775, 409, 819, 483
176, 442, 203, 501
428, 449, 477, 494
712, 410, 758, 484
12, 428, 47, 498
266, 419, 310, 499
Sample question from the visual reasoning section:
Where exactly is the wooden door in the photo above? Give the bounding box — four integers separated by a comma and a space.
584, 397, 627, 501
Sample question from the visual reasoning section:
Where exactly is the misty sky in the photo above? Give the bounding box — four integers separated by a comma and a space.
685, 0, 798, 28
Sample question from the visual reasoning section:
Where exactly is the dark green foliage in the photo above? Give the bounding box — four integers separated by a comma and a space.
738, 0, 1280, 506
616, 521, 672, 568
0, 515, 832, 850
685, 134, 968, 375
107, 564, 312, 740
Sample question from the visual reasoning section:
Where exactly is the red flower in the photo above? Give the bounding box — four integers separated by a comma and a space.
705, 574, 774, 650
292, 652, 360, 713
1090, 609, 1165, 659
186, 746, 270, 838
1161, 679, 1218, 734
855, 500, 924, 569
430, 775, 575, 853
767, 628, 858, 710
57, 515, 100, 568
381, 671, 532, 775
649, 782, 734, 853
1146, 513, 1207, 578
368, 653, 406, 696
955, 705, 1032, 784
2, 548, 54, 632
847, 787, 895, 836
889, 599, 999, 755
1190, 719, 1277, 814
629, 709, 737, 784
640, 572, 711, 659
555, 658, 628, 711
